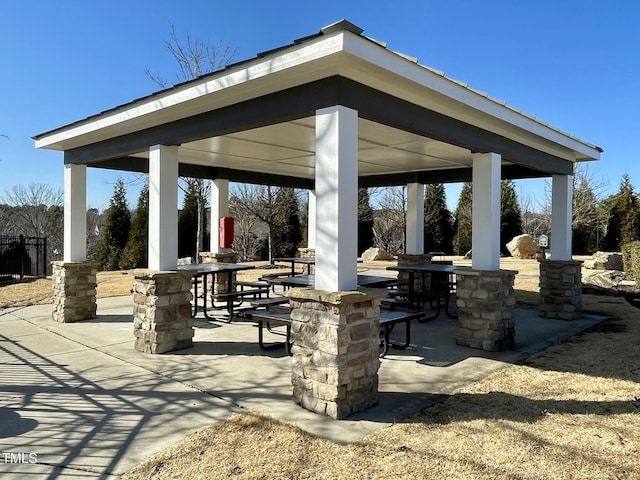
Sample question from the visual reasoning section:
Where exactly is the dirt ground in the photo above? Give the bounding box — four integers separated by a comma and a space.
2, 258, 639, 479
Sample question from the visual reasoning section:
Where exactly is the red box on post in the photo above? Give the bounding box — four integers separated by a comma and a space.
219, 216, 234, 249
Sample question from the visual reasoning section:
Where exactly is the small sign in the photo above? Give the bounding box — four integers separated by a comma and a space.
538, 234, 549, 248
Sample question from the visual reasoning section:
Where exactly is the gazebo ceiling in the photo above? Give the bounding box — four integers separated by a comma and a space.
34, 20, 602, 188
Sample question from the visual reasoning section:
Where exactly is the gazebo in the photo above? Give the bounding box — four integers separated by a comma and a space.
34, 20, 601, 418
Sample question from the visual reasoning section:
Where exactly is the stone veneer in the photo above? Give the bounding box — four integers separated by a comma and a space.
51, 261, 98, 323
287, 288, 380, 419
455, 269, 517, 351
539, 259, 582, 320
297, 248, 315, 259
199, 251, 240, 297
397, 253, 433, 292
132, 270, 194, 354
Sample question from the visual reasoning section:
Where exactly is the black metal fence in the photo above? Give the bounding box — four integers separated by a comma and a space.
0, 235, 47, 283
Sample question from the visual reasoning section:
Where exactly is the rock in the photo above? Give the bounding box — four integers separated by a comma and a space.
582, 270, 626, 291
583, 251, 623, 271
360, 247, 394, 262
506, 234, 538, 259
177, 257, 196, 265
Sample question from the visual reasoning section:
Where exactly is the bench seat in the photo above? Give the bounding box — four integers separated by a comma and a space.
379, 309, 425, 357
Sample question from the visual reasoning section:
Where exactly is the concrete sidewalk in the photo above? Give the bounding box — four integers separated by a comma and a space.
0, 295, 605, 479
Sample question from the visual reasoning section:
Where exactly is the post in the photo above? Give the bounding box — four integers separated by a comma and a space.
149, 145, 179, 271
406, 183, 424, 254
471, 152, 501, 270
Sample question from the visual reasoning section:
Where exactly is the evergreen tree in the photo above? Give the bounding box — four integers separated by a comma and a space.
94, 179, 131, 270
453, 182, 473, 256
178, 184, 199, 259
120, 182, 149, 269
271, 188, 302, 258
358, 188, 375, 255
604, 174, 640, 251
500, 180, 523, 255
423, 183, 454, 254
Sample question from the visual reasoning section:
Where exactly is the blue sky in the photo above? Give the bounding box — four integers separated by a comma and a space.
0, 0, 637, 211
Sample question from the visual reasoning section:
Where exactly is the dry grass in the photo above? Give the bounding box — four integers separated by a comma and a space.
2, 259, 639, 479
120, 290, 640, 480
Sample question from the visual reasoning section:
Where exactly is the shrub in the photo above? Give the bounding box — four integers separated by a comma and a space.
621, 241, 640, 282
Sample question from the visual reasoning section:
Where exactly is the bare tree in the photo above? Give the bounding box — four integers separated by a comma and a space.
372, 186, 406, 255
2, 183, 63, 237
231, 214, 262, 262
230, 184, 280, 262
145, 24, 236, 88
146, 25, 236, 259
543, 163, 608, 229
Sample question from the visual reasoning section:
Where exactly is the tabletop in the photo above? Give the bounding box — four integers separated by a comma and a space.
177, 263, 255, 274
387, 263, 470, 274
265, 274, 397, 288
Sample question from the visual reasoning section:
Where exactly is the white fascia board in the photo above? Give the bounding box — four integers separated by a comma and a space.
35, 33, 348, 151
341, 33, 601, 161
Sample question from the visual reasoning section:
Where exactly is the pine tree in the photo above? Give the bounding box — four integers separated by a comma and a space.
500, 180, 523, 255
178, 184, 199, 259
120, 183, 149, 269
604, 174, 640, 251
358, 188, 375, 255
453, 182, 473, 256
424, 183, 454, 254
271, 188, 302, 258
94, 179, 131, 270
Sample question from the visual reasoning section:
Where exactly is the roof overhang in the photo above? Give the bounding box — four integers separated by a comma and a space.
34, 20, 602, 187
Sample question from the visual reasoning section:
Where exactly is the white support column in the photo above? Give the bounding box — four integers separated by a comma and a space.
406, 183, 424, 254
307, 190, 316, 249
550, 174, 573, 260
149, 145, 179, 271
63, 163, 87, 262
210, 178, 229, 254
472, 152, 501, 271
315, 105, 358, 291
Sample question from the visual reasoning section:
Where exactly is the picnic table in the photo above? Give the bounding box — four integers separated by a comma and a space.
386, 263, 470, 319
178, 263, 261, 320
273, 257, 315, 275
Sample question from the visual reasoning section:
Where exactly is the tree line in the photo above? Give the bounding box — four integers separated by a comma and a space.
3, 168, 640, 272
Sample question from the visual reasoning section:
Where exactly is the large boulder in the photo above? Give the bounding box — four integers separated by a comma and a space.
583, 251, 623, 271
506, 234, 538, 259
582, 270, 625, 291
360, 247, 394, 262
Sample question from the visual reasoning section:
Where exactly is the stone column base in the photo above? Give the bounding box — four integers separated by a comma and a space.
455, 269, 517, 351
51, 261, 97, 323
288, 288, 380, 419
198, 252, 239, 298
132, 270, 194, 354
397, 253, 433, 292
297, 248, 315, 258
539, 260, 582, 320
199, 251, 239, 263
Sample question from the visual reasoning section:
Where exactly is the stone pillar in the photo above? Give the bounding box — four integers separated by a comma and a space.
198, 252, 240, 297
288, 289, 380, 419
539, 260, 582, 320
297, 248, 316, 259
132, 270, 194, 354
51, 261, 97, 323
397, 253, 433, 293
455, 269, 516, 351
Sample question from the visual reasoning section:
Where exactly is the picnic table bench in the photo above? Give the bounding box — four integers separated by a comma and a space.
241, 306, 424, 358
